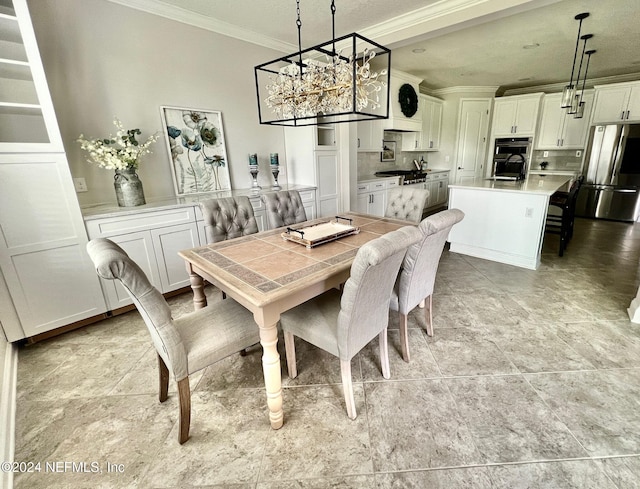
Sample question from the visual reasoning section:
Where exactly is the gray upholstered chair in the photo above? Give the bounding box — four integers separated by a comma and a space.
86, 238, 260, 444
199, 196, 258, 243
389, 209, 464, 361
384, 187, 430, 223
261, 190, 307, 228
279, 226, 422, 419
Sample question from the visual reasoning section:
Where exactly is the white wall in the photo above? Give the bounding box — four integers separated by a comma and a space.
27, 0, 288, 205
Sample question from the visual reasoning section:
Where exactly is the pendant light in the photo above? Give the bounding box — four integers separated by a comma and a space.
561, 13, 589, 108
574, 49, 596, 119
568, 34, 593, 115
254, 0, 391, 126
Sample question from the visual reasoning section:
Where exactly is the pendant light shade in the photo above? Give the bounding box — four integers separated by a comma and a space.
254, 0, 391, 126
567, 34, 593, 115
561, 13, 589, 108
574, 49, 596, 119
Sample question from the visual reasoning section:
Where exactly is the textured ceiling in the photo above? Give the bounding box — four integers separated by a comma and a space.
119, 0, 640, 93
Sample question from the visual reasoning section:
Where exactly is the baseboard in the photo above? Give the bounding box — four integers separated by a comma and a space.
0, 342, 18, 489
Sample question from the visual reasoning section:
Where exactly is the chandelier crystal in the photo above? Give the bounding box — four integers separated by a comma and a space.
254, 1, 390, 126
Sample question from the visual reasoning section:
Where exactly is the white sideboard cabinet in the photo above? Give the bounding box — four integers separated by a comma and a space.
85, 207, 200, 310
0, 0, 106, 341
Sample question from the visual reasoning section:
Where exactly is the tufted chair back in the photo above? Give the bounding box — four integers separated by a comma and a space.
261, 190, 307, 228
384, 187, 430, 223
199, 196, 259, 243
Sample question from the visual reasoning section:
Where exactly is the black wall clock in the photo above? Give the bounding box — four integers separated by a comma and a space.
398, 83, 418, 118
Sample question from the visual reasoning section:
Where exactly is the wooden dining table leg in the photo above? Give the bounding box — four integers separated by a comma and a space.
186, 264, 207, 310
255, 310, 284, 430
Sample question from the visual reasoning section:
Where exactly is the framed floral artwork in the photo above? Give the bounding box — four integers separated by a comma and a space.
160, 106, 231, 195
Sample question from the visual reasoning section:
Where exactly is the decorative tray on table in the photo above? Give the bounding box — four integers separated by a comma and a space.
281, 216, 360, 249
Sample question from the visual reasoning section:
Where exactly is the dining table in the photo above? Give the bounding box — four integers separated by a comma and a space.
178, 212, 411, 429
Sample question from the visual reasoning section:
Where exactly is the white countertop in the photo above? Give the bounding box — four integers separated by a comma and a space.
358, 168, 450, 183
449, 175, 573, 196
81, 184, 316, 220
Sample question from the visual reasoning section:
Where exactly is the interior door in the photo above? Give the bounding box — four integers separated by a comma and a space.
454, 99, 491, 183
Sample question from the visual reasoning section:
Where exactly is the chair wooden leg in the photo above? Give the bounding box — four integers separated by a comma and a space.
340, 359, 356, 419
284, 331, 298, 379
177, 377, 191, 445
398, 313, 410, 362
379, 327, 391, 379
158, 354, 169, 403
425, 295, 434, 337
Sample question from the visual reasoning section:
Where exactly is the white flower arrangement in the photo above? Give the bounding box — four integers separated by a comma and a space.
77, 118, 159, 171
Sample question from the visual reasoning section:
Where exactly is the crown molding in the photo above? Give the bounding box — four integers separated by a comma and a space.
360, 0, 559, 47
502, 72, 640, 96
430, 86, 499, 96
105, 0, 296, 53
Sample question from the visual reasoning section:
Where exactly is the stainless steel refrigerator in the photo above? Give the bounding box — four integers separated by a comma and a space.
576, 124, 640, 222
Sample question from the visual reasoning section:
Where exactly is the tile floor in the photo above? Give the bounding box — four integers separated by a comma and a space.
13, 217, 640, 488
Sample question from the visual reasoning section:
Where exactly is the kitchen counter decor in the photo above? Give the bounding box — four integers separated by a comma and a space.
77, 118, 159, 207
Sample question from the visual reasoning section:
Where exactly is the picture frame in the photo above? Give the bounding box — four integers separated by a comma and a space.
160, 106, 231, 195
381, 140, 396, 162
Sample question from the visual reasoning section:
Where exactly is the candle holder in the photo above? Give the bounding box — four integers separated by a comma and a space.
249, 164, 261, 193
271, 165, 281, 190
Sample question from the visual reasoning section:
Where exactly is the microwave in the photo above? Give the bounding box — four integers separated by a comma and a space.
493, 137, 532, 162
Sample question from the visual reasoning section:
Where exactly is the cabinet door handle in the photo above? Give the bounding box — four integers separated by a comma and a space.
357, 138, 360, 148
557, 139, 560, 147
415, 140, 418, 149
627, 110, 631, 120
622, 111, 626, 120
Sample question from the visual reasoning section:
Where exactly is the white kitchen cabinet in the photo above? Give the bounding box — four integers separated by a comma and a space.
536, 92, 593, 149
285, 126, 335, 218
421, 95, 443, 150
356, 119, 384, 152
355, 178, 399, 216
491, 93, 543, 137
404, 171, 449, 211
592, 81, 640, 124
401, 95, 443, 152
0, 0, 106, 341
85, 207, 199, 309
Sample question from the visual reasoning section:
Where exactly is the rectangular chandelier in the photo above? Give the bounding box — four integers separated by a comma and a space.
254, 32, 391, 127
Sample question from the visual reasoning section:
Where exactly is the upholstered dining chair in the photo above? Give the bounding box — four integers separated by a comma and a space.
389, 209, 465, 362
384, 187, 430, 223
199, 196, 259, 243
279, 225, 422, 419
261, 190, 307, 228
86, 238, 260, 444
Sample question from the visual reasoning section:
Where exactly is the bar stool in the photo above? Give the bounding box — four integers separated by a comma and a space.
545, 178, 581, 256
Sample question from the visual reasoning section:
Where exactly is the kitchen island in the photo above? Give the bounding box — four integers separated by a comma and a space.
447, 175, 573, 269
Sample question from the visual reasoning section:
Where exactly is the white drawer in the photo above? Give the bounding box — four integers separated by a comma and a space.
357, 183, 371, 193
86, 207, 197, 238
371, 181, 386, 192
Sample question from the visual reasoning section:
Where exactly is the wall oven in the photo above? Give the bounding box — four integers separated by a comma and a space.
492, 137, 532, 180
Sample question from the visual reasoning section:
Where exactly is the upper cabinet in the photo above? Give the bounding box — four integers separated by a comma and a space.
383, 69, 423, 132
356, 118, 385, 152
0, 1, 63, 152
491, 93, 543, 137
401, 94, 443, 152
536, 92, 593, 149
592, 81, 640, 124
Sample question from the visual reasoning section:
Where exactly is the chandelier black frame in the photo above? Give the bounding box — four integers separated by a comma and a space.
254, 1, 391, 127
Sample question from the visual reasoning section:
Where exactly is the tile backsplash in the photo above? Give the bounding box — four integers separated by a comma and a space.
357, 131, 431, 178
530, 149, 583, 172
